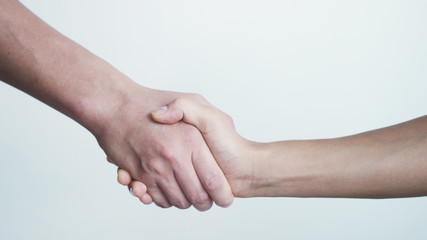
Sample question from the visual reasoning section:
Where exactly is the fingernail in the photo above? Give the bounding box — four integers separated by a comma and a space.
129, 187, 136, 197
152, 106, 168, 116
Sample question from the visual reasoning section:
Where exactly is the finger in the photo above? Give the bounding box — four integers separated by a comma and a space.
151, 97, 230, 135
193, 143, 234, 208
158, 180, 191, 209
147, 185, 172, 208
151, 105, 183, 124
172, 158, 213, 211
157, 174, 192, 210
139, 193, 153, 205
129, 181, 147, 198
117, 168, 132, 186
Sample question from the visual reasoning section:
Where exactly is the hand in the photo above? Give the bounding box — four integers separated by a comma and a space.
117, 95, 258, 199
120, 97, 427, 200
99, 89, 234, 210
0, 0, 232, 211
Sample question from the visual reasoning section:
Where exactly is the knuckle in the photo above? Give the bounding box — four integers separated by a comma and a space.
155, 201, 172, 208
173, 96, 188, 108
180, 123, 202, 145
155, 145, 184, 169
204, 174, 223, 192
195, 200, 213, 212
217, 195, 234, 208
191, 192, 211, 207
144, 159, 168, 176
225, 114, 235, 127
173, 200, 191, 210
164, 154, 182, 168
189, 93, 205, 101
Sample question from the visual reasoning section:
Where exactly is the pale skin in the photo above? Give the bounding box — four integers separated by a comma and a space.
118, 97, 427, 203
0, 0, 234, 210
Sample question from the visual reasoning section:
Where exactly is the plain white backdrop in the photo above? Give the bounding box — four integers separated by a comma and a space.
1, 0, 426, 239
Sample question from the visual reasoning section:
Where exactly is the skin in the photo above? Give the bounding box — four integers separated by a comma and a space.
0, 0, 234, 210
119, 96, 427, 201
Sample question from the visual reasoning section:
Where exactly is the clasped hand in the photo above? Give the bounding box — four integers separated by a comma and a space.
100, 91, 239, 211
115, 94, 255, 207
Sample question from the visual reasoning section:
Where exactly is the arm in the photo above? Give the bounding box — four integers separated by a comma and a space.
0, 0, 233, 210
245, 116, 427, 198
120, 96, 427, 199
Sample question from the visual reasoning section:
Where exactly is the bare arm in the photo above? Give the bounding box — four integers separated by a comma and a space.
122, 96, 427, 199
0, 0, 135, 131
0, 0, 233, 210
247, 116, 427, 198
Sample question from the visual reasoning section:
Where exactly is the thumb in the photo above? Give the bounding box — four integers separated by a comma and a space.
151, 97, 221, 134
151, 105, 184, 124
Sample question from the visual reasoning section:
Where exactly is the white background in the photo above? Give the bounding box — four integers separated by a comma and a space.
1, 0, 426, 239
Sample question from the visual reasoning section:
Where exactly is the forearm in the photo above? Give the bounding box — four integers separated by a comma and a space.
245, 116, 427, 198
0, 1, 235, 209
0, 0, 142, 134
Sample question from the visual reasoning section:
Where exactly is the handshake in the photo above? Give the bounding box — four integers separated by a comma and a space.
105, 93, 271, 211
102, 91, 427, 211
2, 1, 426, 212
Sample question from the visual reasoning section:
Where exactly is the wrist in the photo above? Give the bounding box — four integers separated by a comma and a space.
232, 141, 270, 198
241, 139, 343, 198
66, 62, 141, 137
79, 78, 181, 140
